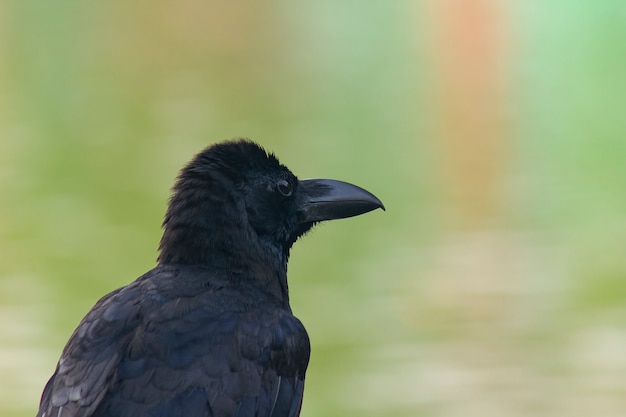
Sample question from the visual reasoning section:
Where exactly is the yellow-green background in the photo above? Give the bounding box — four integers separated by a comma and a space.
2, 1, 625, 416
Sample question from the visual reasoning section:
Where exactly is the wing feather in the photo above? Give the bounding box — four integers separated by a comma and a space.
37, 267, 309, 417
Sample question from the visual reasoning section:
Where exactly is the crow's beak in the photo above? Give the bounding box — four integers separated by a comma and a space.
297, 179, 385, 223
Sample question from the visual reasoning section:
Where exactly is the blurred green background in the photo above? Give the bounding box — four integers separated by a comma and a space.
1, 1, 626, 416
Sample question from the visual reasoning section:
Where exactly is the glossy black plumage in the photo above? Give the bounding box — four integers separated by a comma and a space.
37, 139, 383, 417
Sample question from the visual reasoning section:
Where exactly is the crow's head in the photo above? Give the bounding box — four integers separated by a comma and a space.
158, 139, 384, 270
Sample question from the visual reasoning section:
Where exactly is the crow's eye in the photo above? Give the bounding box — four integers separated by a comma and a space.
277, 179, 293, 197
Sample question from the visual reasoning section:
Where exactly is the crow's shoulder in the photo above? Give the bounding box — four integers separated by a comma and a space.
38, 265, 310, 417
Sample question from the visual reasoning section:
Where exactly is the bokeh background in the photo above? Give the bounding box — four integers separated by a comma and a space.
2, 1, 626, 416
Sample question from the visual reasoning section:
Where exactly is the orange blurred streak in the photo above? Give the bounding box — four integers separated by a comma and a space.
428, 0, 509, 230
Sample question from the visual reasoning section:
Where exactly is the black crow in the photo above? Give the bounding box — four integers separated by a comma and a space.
37, 139, 384, 417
